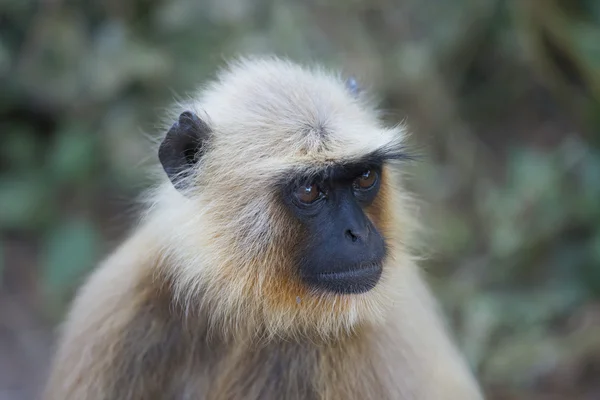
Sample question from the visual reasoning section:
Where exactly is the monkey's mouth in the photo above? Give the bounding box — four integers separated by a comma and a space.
304, 263, 382, 295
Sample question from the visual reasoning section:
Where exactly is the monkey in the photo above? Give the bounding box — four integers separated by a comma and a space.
43, 56, 483, 400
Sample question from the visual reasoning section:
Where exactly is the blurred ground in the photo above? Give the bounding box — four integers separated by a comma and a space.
1, 0, 600, 399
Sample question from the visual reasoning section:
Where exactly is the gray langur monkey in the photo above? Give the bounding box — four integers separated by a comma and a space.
44, 56, 483, 400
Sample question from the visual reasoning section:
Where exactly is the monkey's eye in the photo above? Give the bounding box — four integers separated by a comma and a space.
295, 183, 323, 204
354, 169, 378, 190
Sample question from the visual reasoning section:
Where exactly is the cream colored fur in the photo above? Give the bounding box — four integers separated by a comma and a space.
146, 57, 413, 341
45, 56, 483, 399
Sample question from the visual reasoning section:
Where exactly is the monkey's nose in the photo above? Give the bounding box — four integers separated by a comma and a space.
344, 226, 368, 242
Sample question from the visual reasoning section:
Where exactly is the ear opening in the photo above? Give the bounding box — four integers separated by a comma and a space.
158, 111, 211, 191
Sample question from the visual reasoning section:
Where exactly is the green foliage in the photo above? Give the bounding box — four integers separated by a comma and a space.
0, 175, 54, 231
0, 241, 4, 285
49, 123, 98, 185
41, 217, 99, 296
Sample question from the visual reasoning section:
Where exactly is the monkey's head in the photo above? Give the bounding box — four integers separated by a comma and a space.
153, 57, 415, 341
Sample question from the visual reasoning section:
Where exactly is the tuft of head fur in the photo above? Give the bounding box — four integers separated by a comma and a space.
144, 56, 417, 342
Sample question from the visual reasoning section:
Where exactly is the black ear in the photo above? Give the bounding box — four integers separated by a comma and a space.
158, 111, 210, 190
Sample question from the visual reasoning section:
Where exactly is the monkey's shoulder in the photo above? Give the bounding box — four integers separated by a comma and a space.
54, 253, 318, 399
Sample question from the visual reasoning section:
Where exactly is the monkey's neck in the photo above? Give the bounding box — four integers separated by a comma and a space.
184, 310, 381, 399
146, 276, 384, 398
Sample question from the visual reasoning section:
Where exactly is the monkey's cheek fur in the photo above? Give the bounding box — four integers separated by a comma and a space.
301, 263, 383, 294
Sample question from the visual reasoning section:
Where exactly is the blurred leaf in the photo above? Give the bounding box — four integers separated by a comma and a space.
0, 242, 4, 286
0, 175, 55, 230
0, 126, 38, 170
17, 11, 89, 107
153, 0, 205, 33
588, 0, 600, 21
461, 295, 500, 369
508, 148, 559, 197
41, 217, 99, 294
100, 102, 154, 190
48, 123, 97, 184
576, 148, 600, 220
0, 38, 10, 75
82, 21, 170, 101
484, 330, 561, 387
437, 211, 474, 257
585, 232, 600, 295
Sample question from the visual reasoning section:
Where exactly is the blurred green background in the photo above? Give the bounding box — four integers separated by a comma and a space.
1, 0, 600, 399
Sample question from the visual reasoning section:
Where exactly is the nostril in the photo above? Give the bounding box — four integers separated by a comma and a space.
345, 229, 359, 242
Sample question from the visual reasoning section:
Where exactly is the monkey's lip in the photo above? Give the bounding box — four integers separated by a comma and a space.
305, 263, 383, 294
315, 263, 382, 281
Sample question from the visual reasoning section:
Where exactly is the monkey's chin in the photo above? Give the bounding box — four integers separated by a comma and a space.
303, 263, 383, 295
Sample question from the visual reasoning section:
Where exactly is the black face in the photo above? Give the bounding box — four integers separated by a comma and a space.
158, 112, 407, 294
283, 163, 387, 295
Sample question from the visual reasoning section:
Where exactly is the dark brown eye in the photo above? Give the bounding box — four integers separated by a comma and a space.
354, 169, 377, 189
295, 184, 322, 204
